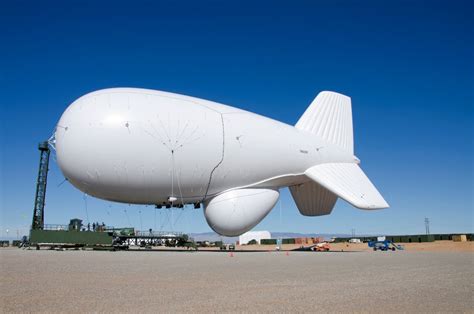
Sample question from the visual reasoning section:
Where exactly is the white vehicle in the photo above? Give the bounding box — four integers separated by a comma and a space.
54, 88, 388, 236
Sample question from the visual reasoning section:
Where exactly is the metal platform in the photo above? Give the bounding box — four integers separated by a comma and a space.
114, 230, 187, 247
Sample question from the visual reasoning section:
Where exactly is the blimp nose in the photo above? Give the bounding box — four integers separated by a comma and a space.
54, 89, 178, 204
55, 96, 97, 192
54, 91, 139, 199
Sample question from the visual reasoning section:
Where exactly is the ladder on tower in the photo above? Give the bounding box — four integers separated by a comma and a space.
31, 141, 50, 230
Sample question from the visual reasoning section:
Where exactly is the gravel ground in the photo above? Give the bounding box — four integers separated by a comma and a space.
1, 248, 472, 313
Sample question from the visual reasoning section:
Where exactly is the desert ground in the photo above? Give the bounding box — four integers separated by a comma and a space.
136, 240, 474, 253
1, 245, 472, 313
329, 240, 474, 252
233, 240, 474, 252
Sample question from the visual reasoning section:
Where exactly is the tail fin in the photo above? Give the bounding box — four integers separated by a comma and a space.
289, 181, 338, 216
305, 163, 389, 209
291, 91, 389, 213
296, 91, 353, 154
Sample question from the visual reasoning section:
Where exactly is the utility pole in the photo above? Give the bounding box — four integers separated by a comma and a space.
424, 218, 430, 235
139, 210, 143, 231
351, 228, 355, 238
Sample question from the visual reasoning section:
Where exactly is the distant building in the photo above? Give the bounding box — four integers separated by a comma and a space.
349, 238, 361, 243
239, 231, 271, 245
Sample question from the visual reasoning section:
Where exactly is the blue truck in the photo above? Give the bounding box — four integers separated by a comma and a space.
368, 240, 404, 251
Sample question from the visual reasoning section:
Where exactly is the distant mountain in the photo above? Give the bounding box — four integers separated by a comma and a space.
271, 232, 352, 239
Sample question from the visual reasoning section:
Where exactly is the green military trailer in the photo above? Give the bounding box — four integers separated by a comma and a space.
29, 219, 114, 250
30, 229, 114, 248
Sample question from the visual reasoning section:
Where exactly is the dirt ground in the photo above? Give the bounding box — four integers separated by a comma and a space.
122, 240, 474, 252
234, 240, 474, 252
326, 240, 474, 252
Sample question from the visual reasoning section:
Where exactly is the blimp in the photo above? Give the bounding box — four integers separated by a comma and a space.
54, 88, 388, 236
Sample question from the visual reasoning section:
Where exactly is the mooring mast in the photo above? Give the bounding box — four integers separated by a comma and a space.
31, 141, 50, 230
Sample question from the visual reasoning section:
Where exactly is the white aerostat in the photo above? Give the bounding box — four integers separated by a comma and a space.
54, 88, 388, 236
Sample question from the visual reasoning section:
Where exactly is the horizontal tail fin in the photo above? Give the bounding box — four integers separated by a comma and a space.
305, 163, 389, 209
296, 91, 353, 154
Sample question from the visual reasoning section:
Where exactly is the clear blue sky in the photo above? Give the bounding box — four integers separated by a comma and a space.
1, 0, 472, 238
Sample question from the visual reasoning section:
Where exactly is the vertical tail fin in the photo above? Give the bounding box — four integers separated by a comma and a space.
289, 181, 338, 216
295, 91, 353, 154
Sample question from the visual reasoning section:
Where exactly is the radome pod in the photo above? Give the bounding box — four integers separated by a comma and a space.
204, 188, 279, 236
